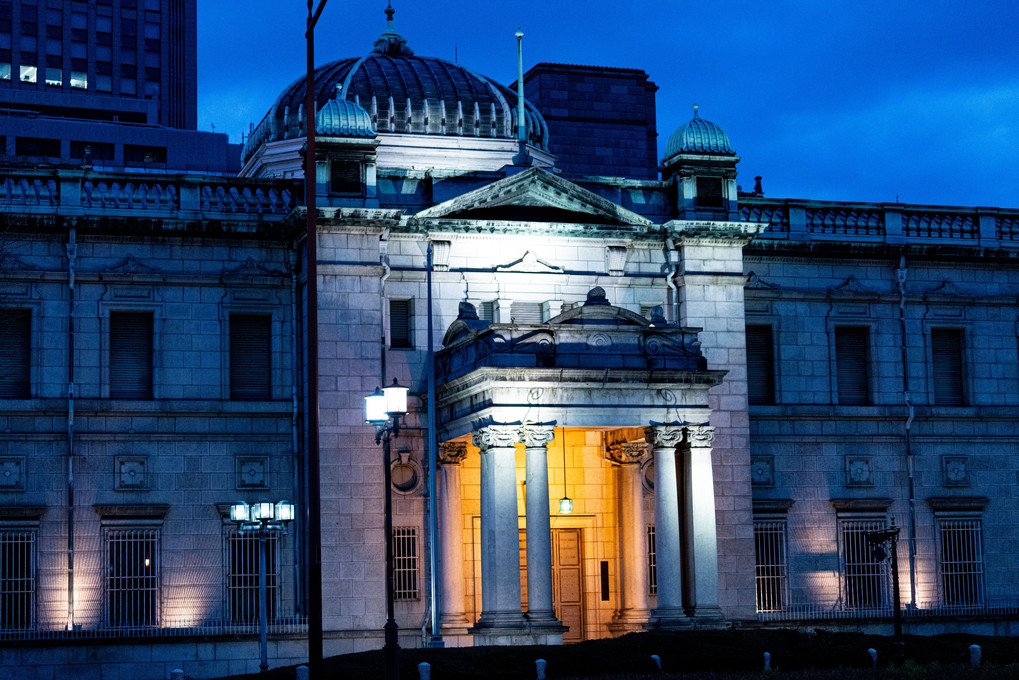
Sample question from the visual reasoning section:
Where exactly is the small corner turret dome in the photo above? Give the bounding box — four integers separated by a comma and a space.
317, 91, 376, 138
664, 105, 735, 159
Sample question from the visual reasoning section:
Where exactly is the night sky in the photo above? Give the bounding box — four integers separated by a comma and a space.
198, 1, 1019, 209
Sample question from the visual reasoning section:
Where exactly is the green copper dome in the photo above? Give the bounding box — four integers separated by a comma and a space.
316, 93, 376, 138
664, 106, 735, 159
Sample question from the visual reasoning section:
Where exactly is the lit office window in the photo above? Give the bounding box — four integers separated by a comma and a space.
70, 70, 86, 89
18, 64, 36, 83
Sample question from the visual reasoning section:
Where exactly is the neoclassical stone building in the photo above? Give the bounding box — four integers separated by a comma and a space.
1, 9, 1019, 678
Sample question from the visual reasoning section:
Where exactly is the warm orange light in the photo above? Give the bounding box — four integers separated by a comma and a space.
144, 558, 151, 568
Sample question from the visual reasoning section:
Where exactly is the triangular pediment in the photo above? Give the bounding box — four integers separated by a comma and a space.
413, 167, 653, 226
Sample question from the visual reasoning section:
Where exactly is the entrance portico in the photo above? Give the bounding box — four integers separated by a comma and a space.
434, 288, 727, 644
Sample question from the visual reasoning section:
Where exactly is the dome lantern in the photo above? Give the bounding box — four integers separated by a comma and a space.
660, 105, 741, 221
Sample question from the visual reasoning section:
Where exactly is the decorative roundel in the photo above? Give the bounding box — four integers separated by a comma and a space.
527, 387, 545, 404
646, 337, 664, 355
587, 333, 612, 351
391, 454, 422, 495
534, 334, 555, 353
640, 457, 655, 493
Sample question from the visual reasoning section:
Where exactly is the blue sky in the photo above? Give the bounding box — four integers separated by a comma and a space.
198, 1, 1019, 208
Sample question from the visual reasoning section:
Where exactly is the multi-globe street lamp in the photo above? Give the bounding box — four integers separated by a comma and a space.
230, 499, 295, 673
364, 379, 409, 680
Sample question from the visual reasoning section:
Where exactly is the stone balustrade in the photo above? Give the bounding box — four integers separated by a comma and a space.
0, 167, 301, 220
742, 197, 1019, 246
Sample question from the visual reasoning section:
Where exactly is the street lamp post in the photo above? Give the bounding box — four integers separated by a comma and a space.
230, 500, 295, 673
365, 379, 408, 680
867, 518, 904, 663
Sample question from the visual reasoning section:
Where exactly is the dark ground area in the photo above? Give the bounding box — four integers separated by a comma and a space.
216, 629, 1019, 680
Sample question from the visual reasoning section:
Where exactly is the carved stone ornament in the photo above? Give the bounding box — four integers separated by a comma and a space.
518, 424, 556, 448
686, 425, 715, 447
607, 441, 648, 465
473, 424, 520, 451
439, 441, 468, 465
751, 455, 775, 487
644, 425, 685, 449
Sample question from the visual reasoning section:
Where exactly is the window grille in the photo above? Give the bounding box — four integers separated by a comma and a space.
392, 527, 418, 600
834, 326, 870, 405
937, 519, 984, 607
510, 301, 543, 325
0, 530, 35, 630
106, 528, 159, 628
931, 329, 964, 406
109, 311, 153, 399
227, 531, 279, 623
646, 524, 657, 596
230, 314, 272, 400
0, 309, 31, 398
746, 324, 775, 405
389, 299, 412, 349
754, 520, 787, 612
839, 519, 887, 610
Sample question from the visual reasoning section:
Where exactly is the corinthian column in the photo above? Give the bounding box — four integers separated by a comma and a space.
644, 424, 690, 628
682, 425, 724, 621
472, 425, 526, 629
438, 441, 470, 631
607, 441, 650, 631
519, 423, 558, 625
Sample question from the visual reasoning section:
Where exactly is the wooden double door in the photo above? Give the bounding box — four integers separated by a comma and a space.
520, 528, 585, 643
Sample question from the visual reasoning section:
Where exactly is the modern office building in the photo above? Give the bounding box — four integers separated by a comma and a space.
1, 7, 1019, 679
0, 0, 239, 173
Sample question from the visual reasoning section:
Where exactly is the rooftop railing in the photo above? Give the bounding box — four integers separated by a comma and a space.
0, 167, 302, 220
741, 197, 1019, 247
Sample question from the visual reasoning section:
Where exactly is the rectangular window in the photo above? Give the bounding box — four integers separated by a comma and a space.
124, 144, 166, 164
646, 524, 657, 597
229, 314, 271, 400
754, 520, 787, 612
227, 530, 279, 623
109, 311, 153, 399
931, 328, 964, 406
696, 176, 725, 208
106, 528, 159, 627
834, 326, 870, 405
0, 530, 35, 630
329, 159, 362, 195
840, 519, 887, 610
0, 309, 31, 398
389, 299, 412, 349
478, 301, 495, 323
746, 324, 775, 405
938, 518, 984, 608
392, 527, 418, 600
15, 136, 58, 158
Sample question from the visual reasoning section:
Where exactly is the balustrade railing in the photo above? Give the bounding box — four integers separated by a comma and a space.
0, 168, 300, 219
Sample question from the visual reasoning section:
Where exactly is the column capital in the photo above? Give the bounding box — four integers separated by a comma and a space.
686, 425, 715, 447
518, 423, 555, 448
439, 441, 468, 465
473, 424, 519, 452
644, 424, 685, 449
606, 441, 648, 465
